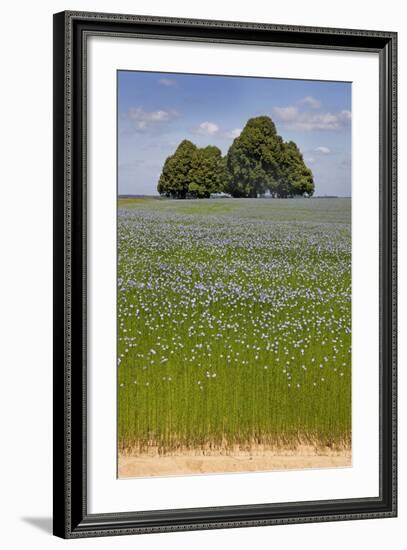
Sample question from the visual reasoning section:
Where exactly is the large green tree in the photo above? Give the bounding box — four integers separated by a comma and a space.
157, 116, 314, 199
225, 116, 314, 198
224, 116, 284, 197
157, 140, 197, 198
158, 142, 228, 198
277, 141, 314, 197
188, 146, 229, 198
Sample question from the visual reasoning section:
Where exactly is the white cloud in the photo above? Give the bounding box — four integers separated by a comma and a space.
191, 124, 241, 139
193, 121, 220, 135
222, 128, 242, 139
158, 78, 177, 87
305, 157, 315, 164
272, 106, 351, 131
315, 146, 331, 154
273, 106, 298, 121
299, 96, 321, 109
128, 107, 179, 130
339, 110, 352, 123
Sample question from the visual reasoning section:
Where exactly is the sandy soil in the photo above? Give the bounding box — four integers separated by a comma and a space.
118, 446, 351, 478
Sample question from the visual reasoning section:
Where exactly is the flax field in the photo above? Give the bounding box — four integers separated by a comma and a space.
117, 198, 351, 454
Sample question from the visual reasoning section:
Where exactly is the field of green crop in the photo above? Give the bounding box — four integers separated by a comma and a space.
118, 198, 351, 453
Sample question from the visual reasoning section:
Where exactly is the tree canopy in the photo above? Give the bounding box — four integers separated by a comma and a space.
188, 146, 229, 198
225, 116, 284, 197
278, 141, 314, 198
157, 140, 197, 199
156, 116, 314, 198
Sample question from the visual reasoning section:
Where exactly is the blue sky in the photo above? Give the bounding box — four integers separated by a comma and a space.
118, 71, 351, 196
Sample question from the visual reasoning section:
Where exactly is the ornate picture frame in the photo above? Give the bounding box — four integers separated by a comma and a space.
53, 11, 397, 538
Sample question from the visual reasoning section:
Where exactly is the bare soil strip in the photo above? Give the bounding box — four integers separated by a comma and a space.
118, 446, 351, 478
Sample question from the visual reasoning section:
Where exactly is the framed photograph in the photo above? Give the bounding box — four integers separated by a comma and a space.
53, 11, 397, 538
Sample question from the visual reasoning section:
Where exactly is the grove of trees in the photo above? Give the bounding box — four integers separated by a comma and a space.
157, 116, 314, 198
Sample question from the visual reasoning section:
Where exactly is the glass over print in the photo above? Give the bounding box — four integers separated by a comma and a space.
117, 71, 352, 478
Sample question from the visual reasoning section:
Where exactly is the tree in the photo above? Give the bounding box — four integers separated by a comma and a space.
157, 116, 314, 199
278, 141, 314, 197
158, 142, 228, 198
157, 140, 197, 198
188, 146, 229, 198
224, 116, 314, 198
225, 116, 284, 198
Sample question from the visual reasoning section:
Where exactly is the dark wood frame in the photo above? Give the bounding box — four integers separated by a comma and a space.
53, 10, 397, 539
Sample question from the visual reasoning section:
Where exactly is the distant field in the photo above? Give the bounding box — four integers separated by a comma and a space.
117, 198, 351, 454
118, 197, 351, 224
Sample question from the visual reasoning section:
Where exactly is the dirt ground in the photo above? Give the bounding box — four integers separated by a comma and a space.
118, 446, 351, 478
